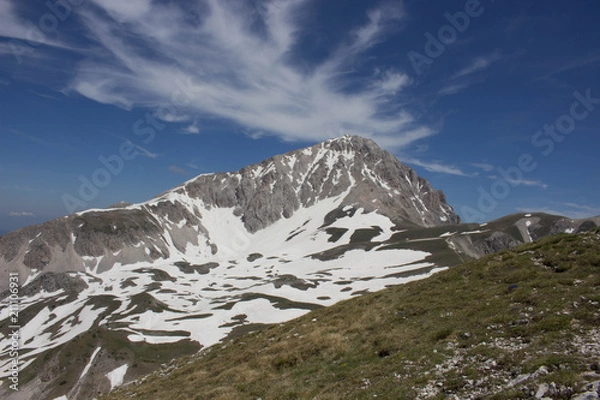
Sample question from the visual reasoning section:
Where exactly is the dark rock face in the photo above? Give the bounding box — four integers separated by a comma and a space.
0, 135, 459, 289
530, 218, 599, 241
0, 271, 88, 300
476, 232, 520, 255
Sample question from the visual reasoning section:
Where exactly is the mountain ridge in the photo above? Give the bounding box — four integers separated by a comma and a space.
0, 135, 459, 291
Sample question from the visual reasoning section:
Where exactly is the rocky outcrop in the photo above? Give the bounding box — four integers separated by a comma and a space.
529, 216, 600, 241
0, 271, 88, 300
475, 231, 520, 255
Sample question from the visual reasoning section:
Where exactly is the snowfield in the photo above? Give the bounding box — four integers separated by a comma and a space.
0, 189, 444, 388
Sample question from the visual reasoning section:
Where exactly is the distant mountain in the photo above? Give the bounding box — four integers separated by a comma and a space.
0, 136, 597, 400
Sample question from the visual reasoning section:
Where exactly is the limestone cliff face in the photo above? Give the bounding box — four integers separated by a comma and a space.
182, 135, 459, 231
0, 135, 459, 289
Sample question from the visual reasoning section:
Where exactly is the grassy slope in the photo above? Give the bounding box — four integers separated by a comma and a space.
102, 231, 600, 400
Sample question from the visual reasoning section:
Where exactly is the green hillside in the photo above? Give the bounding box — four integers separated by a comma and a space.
102, 230, 600, 399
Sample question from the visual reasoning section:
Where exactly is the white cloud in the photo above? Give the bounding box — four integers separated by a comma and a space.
414, 144, 429, 153
438, 51, 501, 96
438, 83, 470, 96
186, 162, 202, 170
59, 0, 431, 149
9, 129, 77, 151
182, 121, 200, 135
0, 2, 34, 43
125, 141, 158, 159
0, 185, 35, 192
9, 211, 34, 217
89, 0, 152, 22
374, 70, 411, 95
534, 52, 600, 82
488, 175, 548, 189
401, 156, 469, 177
168, 165, 188, 175
156, 112, 190, 123
471, 162, 495, 172
452, 51, 502, 79
516, 179, 548, 189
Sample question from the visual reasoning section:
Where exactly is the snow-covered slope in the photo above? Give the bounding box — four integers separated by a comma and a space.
0, 192, 445, 400
0, 135, 464, 399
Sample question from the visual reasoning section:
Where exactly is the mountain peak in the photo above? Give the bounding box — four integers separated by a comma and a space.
322, 134, 379, 152
324, 134, 371, 143
178, 135, 459, 233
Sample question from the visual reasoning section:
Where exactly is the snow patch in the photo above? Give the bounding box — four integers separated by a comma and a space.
80, 347, 102, 379
23, 269, 41, 286
106, 364, 129, 390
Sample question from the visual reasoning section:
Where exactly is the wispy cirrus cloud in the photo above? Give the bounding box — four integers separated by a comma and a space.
9, 211, 34, 217
452, 51, 502, 79
488, 175, 548, 189
168, 165, 188, 175
182, 121, 200, 135
512, 179, 548, 189
471, 162, 495, 172
401, 156, 469, 177
533, 52, 600, 83
49, 0, 435, 149
438, 51, 502, 97
0, 184, 35, 192
127, 141, 158, 159
111, 134, 158, 159
9, 129, 77, 151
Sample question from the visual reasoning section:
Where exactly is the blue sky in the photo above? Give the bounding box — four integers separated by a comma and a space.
1, 0, 599, 233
